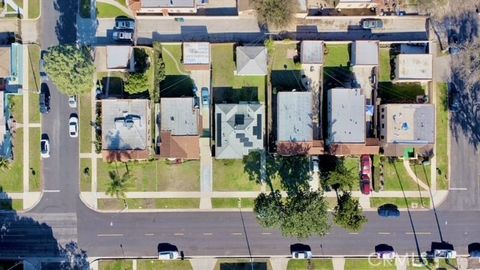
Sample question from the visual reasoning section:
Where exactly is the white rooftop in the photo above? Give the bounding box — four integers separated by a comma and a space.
395, 54, 432, 81
301, 41, 324, 64
352, 40, 379, 66
277, 92, 313, 142
328, 88, 365, 144
161, 97, 199, 135
183, 42, 210, 65
106, 46, 132, 69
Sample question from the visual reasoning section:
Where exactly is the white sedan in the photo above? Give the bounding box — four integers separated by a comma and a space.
69, 115, 79, 138
292, 251, 312, 259
68, 96, 77, 108
40, 138, 50, 158
158, 251, 179, 260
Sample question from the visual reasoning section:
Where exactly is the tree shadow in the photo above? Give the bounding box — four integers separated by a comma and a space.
54, 0, 78, 44
160, 75, 195, 97
271, 70, 305, 90
213, 87, 259, 104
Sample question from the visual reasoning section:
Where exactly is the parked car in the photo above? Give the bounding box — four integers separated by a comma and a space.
68, 96, 77, 108
174, 17, 185, 22
431, 249, 457, 259
378, 207, 400, 218
158, 251, 179, 260
311, 156, 319, 175
69, 115, 79, 138
377, 250, 396, 259
360, 174, 371, 195
40, 59, 48, 82
194, 96, 200, 109
40, 136, 50, 158
115, 19, 135, 30
360, 155, 372, 178
112, 30, 133, 42
39, 93, 50, 114
201, 87, 209, 106
470, 250, 480, 258
292, 251, 312, 259
362, 19, 384, 29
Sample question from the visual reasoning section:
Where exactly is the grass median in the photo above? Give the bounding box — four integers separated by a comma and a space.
99, 260, 132, 270
344, 259, 396, 270
137, 260, 193, 270
436, 83, 449, 190
79, 94, 92, 154
80, 158, 92, 192
29, 127, 42, 192
211, 198, 255, 208
287, 259, 333, 270
98, 198, 200, 210
0, 128, 23, 192
370, 197, 431, 209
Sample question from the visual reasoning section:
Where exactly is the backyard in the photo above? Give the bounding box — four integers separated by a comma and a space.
97, 159, 200, 192
211, 43, 266, 103
98, 198, 200, 210
160, 44, 195, 97
436, 83, 449, 189
29, 127, 41, 191
79, 94, 92, 154
270, 41, 304, 91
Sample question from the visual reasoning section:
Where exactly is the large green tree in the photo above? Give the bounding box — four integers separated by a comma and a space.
254, 190, 283, 228
124, 72, 149, 94
105, 170, 131, 200
325, 163, 355, 193
44, 45, 95, 95
333, 192, 367, 232
252, 0, 297, 29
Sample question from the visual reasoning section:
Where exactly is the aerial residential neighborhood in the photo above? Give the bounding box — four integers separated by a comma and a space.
0, 0, 479, 269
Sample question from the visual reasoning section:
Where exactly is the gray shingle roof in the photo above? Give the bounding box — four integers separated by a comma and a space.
277, 92, 313, 142
301, 41, 324, 64
236, 46, 267, 76
328, 88, 365, 144
352, 40, 379, 66
215, 104, 264, 159
161, 97, 199, 135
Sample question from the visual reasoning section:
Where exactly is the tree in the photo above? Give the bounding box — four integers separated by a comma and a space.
105, 170, 131, 200
0, 157, 10, 172
325, 163, 355, 193
252, 0, 297, 29
44, 45, 95, 95
152, 42, 166, 103
124, 72, 149, 94
253, 190, 283, 228
280, 190, 331, 239
333, 192, 367, 232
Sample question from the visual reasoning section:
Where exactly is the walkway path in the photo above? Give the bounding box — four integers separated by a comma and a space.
191, 258, 217, 270
402, 160, 430, 191
96, 0, 134, 17
332, 257, 345, 270
270, 258, 288, 270
199, 138, 212, 209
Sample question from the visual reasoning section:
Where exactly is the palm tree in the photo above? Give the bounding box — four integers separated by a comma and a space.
105, 170, 131, 201
0, 157, 11, 172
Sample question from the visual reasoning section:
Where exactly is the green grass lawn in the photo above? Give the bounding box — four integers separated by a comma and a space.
379, 48, 392, 82
436, 83, 449, 190
287, 259, 334, 270
29, 93, 40, 123
79, 0, 90, 18
324, 44, 350, 67
323, 44, 352, 91
374, 157, 426, 191
162, 44, 187, 75
344, 259, 396, 270
9, 95, 23, 123
378, 82, 425, 103
97, 159, 200, 192
343, 157, 360, 190
27, 44, 41, 93
79, 94, 92, 154
12, 0, 22, 8
410, 163, 431, 187
271, 42, 302, 70
137, 260, 193, 270
370, 197, 431, 209
213, 159, 261, 191
99, 260, 132, 270
0, 128, 23, 192
28, 0, 40, 18
211, 44, 266, 103
29, 128, 42, 192
96, 2, 130, 18
0, 199, 23, 211
214, 259, 272, 270
98, 198, 200, 210
115, 0, 128, 7
407, 259, 457, 270
211, 198, 255, 208
98, 71, 125, 97
80, 158, 92, 192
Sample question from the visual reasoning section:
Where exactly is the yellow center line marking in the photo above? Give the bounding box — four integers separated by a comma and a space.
203, 233, 213, 236
378, 232, 391, 235
174, 233, 184, 236
144, 233, 155, 236
232, 232, 242, 235
97, 233, 123, 237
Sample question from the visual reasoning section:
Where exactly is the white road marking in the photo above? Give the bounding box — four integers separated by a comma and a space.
174, 233, 184, 236
203, 233, 213, 236
261, 232, 272, 235
349, 232, 359, 235
144, 233, 155, 236
43, 189, 61, 193
405, 232, 431, 235
378, 232, 391, 235
97, 233, 123, 237
449, 187, 468, 191
232, 232, 242, 235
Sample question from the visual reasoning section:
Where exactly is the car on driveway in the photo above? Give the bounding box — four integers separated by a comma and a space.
115, 19, 135, 30
360, 175, 371, 195
292, 251, 312, 259
68, 96, 77, 108
201, 87, 209, 106
69, 114, 79, 138
158, 251, 179, 260
112, 30, 133, 42
40, 135, 50, 158
362, 19, 384, 29
360, 155, 372, 195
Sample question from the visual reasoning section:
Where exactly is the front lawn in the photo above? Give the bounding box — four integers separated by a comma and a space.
287, 259, 334, 270
410, 163, 431, 187
80, 158, 92, 192
79, 94, 92, 154
370, 197, 431, 209
29, 128, 42, 192
99, 260, 132, 270
213, 159, 261, 191
27, 44, 40, 93
28, 0, 40, 18
436, 83, 449, 190
0, 129, 23, 192
98, 198, 200, 210
8, 95, 23, 123
211, 44, 266, 103
211, 198, 255, 208
96, 2, 130, 18
137, 260, 193, 270
344, 259, 396, 270
97, 159, 200, 192
373, 157, 426, 191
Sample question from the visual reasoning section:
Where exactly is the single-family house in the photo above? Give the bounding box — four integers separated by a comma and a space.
394, 54, 432, 82
183, 42, 210, 70
106, 46, 134, 71
379, 104, 435, 157
351, 40, 379, 66
215, 103, 264, 159
159, 97, 200, 159
327, 88, 379, 155
236, 46, 267, 76
101, 99, 151, 162
277, 91, 323, 156
301, 41, 324, 65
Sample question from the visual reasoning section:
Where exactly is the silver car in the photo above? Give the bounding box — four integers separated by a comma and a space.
69, 115, 79, 138
115, 20, 135, 30
158, 251, 179, 260
40, 137, 50, 158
